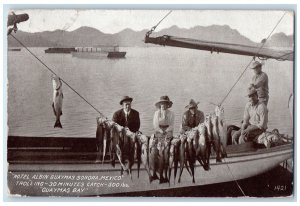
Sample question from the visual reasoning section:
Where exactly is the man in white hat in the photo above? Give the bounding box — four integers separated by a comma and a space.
232, 87, 268, 144
250, 61, 269, 105
180, 99, 205, 133
112, 96, 140, 133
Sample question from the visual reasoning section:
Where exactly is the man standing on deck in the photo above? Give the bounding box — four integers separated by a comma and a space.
232, 87, 268, 144
112, 96, 140, 133
249, 61, 269, 105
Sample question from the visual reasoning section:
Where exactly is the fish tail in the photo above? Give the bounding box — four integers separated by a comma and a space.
54, 119, 62, 128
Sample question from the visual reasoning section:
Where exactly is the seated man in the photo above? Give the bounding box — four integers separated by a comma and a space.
112, 96, 140, 133
232, 87, 268, 144
180, 99, 205, 133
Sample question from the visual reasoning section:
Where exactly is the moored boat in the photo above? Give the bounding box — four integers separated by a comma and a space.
45, 47, 76, 54
8, 48, 21, 51
71, 46, 126, 59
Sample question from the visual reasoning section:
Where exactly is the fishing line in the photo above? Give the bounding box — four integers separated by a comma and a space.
9, 34, 106, 118
218, 11, 287, 106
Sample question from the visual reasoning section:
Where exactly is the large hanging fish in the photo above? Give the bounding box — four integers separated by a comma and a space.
149, 134, 159, 183
168, 138, 180, 185
186, 130, 196, 183
52, 75, 63, 128
215, 106, 228, 158
178, 134, 192, 183
139, 134, 153, 182
196, 123, 210, 170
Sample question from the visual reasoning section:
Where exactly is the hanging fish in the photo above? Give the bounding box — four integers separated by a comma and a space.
172, 138, 181, 184
186, 131, 196, 183
102, 125, 111, 164
204, 114, 213, 165
124, 128, 136, 180
162, 137, 171, 184
196, 123, 210, 170
215, 106, 228, 158
95, 121, 104, 163
52, 75, 63, 128
149, 134, 159, 183
139, 135, 152, 182
178, 134, 191, 183
135, 134, 142, 178
211, 115, 223, 162
168, 138, 181, 186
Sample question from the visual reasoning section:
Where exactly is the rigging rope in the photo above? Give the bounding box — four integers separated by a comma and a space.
218, 12, 287, 106
9, 34, 106, 118
146, 10, 173, 36
224, 159, 246, 196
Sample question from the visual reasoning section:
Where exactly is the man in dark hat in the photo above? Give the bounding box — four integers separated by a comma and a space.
112, 96, 140, 133
232, 87, 268, 144
180, 99, 205, 133
250, 61, 269, 105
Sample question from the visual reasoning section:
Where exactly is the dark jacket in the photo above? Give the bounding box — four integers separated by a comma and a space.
181, 109, 205, 132
112, 109, 140, 132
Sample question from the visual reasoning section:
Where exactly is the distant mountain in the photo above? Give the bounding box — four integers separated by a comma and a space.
265, 32, 294, 48
154, 25, 256, 46
7, 25, 293, 48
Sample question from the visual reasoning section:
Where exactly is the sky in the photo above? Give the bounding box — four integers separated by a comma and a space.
10, 9, 294, 43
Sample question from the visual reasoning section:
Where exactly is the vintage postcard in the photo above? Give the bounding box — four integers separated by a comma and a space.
6, 8, 294, 198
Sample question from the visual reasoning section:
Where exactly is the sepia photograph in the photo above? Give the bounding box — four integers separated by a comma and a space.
5, 7, 294, 198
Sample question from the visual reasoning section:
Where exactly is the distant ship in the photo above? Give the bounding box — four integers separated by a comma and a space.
8, 48, 21, 51
71, 45, 126, 59
45, 47, 76, 53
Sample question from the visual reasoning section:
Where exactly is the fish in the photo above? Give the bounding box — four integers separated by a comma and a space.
95, 121, 104, 162
211, 114, 222, 162
139, 135, 152, 181
135, 139, 142, 178
148, 134, 159, 183
178, 134, 192, 183
169, 138, 180, 184
168, 144, 175, 186
172, 138, 181, 184
117, 127, 134, 178
186, 131, 196, 183
204, 114, 213, 164
52, 75, 63, 128
102, 125, 111, 164
162, 136, 172, 184
215, 106, 228, 158
197, 123, 210, 170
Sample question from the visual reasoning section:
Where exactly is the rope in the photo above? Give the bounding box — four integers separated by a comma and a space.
9, 34, 106, 118
224, 159, 246, 196
146, 10, 173, 36
218, 12, 287, 106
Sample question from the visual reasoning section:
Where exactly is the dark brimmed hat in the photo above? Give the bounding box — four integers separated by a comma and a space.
155, 96, 173, 108
246, 87, 257, 97
120, 96, 133, 105
185, 99, 199, 109
250, 61, 262, 69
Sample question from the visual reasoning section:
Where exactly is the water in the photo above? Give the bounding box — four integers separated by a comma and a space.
7, 47, 293, 138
